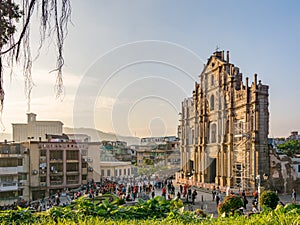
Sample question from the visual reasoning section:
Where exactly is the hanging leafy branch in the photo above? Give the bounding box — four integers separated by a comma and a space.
0, 0, 71, 113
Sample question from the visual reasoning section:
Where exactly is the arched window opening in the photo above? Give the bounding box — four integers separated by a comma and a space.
211, 124, 217, 143
210, 95, 215, 111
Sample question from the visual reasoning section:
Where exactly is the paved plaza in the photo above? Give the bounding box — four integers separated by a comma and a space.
155, 184, 296, 217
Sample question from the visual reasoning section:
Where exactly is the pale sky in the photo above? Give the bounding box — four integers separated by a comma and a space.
2, 0, 300, 138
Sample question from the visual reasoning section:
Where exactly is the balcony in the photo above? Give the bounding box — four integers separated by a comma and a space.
49, 158, 63, 162
0, 196, 18, 202
39, 170, 47, 176
17, 166, 25, 173
66, 180, 79, 185
50, 181, 63, 186
40, 182, 47, 187
50, 171, 63, 176
0, 167, 18, 175
18, 180, 26, 187
40, 156, 46, 162
66, 159, 79, 163
0, 182, 18, 191
82, 168, 87, 174
66, 171, 79, 175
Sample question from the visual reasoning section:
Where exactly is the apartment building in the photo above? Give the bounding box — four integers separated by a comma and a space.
0, 142, 28, 206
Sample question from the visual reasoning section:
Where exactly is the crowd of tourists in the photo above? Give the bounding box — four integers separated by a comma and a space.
1, 176, 297, 213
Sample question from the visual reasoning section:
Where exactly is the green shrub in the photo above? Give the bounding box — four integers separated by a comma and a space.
259, 190, 279, 209
218, 195, 243, 216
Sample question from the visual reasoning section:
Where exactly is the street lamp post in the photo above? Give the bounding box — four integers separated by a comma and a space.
256, 175, 261, 211
256, 173, 269, 211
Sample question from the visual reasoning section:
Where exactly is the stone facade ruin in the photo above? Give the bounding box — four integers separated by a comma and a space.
178, 50, 270, 190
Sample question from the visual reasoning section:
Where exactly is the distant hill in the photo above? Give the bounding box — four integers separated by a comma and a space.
63, 127, 140, 145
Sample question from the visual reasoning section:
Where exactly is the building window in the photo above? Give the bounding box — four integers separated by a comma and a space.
128, 168, 130, 176
298, 165, 300, 173
124, 169, 126, 176
66, 150, 79, 160
210, 95, 215, 111
18, 190, 23, 197
66, 163, 79, 172
107, 169, 111, 177
50, 150, 63, 161
40, 150, 46, 157
101, 169, 104, 176
211, 124, 217, 143
0, 158, 17, 167
119, 169, 122, 176
18, 174, 27, 181
211, 74, 214, 86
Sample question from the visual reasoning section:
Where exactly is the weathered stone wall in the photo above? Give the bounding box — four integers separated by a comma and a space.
269, 150, 300, 194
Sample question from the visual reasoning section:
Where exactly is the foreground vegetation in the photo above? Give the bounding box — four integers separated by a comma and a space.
0, 194, 299, 225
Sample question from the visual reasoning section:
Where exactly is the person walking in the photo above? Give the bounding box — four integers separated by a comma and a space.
151, 188, 155, 199
212, 186, 216, 201
241, 190, 248, 209
177, 191, 181, 200
242, 195, 248, 209
218, 192, 223, 204
192, 189, 197, 205
216, 192, 220, 206
162, 186, 167, 199
187, 188, 192, 203
180, 184, 183, 194
292, 189, 297, 203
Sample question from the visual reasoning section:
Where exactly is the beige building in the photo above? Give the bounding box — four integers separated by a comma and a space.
179, 50, 270, 190
99, 141, 133, 178
12, 113, 63, 142
0, 140, 102, 203
99, 161, 132, 178
136, 136, 180, 169
0, 132, 134, 203
0, 143, 27, 206
25, 141, 91, 199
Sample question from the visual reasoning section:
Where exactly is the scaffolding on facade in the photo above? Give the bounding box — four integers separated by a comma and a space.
233, 120, 251, 191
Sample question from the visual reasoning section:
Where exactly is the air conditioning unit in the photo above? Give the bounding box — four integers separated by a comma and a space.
32, 170, 38, 175
88, 167, 93, 172
88, 158, 93, 162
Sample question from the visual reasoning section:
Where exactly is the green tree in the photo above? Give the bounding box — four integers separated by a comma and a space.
144, 158, 154, 165
218, 195, 243, 216
0, 0, 71, 111
260, 190, 279, 209
277, 140, 300, 156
